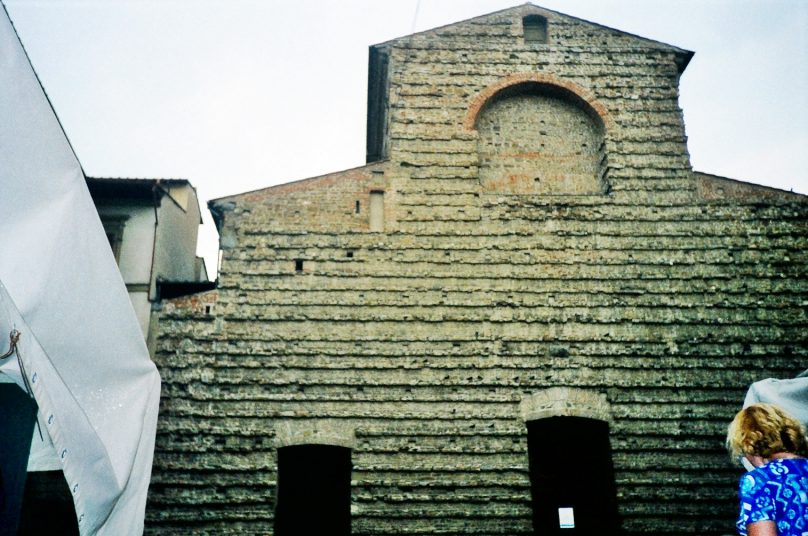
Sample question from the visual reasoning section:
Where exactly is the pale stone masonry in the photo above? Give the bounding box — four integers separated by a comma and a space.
146, 4, 808, 535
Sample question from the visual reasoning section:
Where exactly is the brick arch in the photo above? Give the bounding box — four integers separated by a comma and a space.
518, 387, 612, 423
464, 72, 613, 132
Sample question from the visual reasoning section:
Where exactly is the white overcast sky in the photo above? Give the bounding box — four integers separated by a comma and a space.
4, 0, 807, 275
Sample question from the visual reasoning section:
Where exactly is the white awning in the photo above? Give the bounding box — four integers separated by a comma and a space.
0, 6, 160, 534
744, 371, 808, 426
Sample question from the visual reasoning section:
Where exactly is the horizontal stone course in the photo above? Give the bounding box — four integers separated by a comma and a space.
148, 4, 807, 535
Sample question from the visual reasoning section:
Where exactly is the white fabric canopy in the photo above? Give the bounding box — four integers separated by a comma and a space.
0, 6, 160, 535
744, 372, 808, 427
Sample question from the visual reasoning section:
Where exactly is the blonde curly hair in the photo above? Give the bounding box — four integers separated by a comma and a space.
727, 403, 808, 464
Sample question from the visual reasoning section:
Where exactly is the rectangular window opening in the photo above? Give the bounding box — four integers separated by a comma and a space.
523, 15, 548, 44
369, 190, 384, 232
294, 259, 304, 272
100, 215, 128, 264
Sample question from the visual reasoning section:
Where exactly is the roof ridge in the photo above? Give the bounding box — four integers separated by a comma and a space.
372, 2, 692, 65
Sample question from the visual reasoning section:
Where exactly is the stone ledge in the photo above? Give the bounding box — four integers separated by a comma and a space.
519, 387, 611, 422
275, 419, 356, 448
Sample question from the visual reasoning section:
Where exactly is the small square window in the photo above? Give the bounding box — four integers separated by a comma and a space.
523, 15, 548, 44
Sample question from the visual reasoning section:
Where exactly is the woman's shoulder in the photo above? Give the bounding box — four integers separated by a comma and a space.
740, 458, 808, 493
755, 458, 808, 480
776, 457, 808, 474
769, 457, 808, 470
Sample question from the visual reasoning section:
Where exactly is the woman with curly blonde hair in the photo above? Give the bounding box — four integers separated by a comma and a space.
727, 403, 808, 536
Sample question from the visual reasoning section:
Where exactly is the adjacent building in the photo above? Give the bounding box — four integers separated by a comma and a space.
147, 5, 808, 535
87, 177, 211, 345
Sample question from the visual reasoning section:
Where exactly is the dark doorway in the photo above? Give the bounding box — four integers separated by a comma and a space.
527, 416, 620, 535
0, 383, 38, 533
274, 444, 352, 536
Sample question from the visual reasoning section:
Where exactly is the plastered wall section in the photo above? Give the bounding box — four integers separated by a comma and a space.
153, 184, 203, 292
147, 6, 808, 536
96, 200, 155, 336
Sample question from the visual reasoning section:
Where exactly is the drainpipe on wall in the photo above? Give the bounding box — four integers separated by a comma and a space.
144, 181, 166, 355
148, 181, 162, 302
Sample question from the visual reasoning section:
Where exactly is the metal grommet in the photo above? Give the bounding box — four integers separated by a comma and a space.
60, 449, 68, 459
31, 372, 37, 383
47, 414, 54, 425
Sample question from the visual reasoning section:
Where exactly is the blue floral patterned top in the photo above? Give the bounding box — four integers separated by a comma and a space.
736, 458, 808, 535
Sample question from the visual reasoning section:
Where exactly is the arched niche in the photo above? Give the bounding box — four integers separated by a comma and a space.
469, 75, 609, 196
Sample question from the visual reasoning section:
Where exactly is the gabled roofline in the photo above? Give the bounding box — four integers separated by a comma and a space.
86, 176, 190, 186
208, 160, 390, 232
208, 160, 389, 206
86, 177, 202, 219
372, 2, 693, 72
694, 171, 808, 202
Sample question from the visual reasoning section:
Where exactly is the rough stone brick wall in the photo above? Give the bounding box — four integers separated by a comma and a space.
146, 5, 808, 535
476, 90, 606, 194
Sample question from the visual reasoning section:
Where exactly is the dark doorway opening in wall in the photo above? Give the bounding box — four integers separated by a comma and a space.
274, 444, 352, 536
527, 416, 620, 535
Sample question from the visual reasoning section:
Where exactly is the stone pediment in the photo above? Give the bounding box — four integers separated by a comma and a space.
373, 3, 693, 70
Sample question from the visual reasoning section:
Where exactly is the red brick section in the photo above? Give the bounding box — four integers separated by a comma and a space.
210, 161, 391, 233
161, 289, 218, 314
463, 72, 614, 131
227, 162, 388, 204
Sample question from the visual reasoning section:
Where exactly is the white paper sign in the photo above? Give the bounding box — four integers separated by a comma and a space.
559, 507, 575, 529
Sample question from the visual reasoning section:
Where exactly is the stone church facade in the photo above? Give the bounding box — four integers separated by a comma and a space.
146, 5, 807, 535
